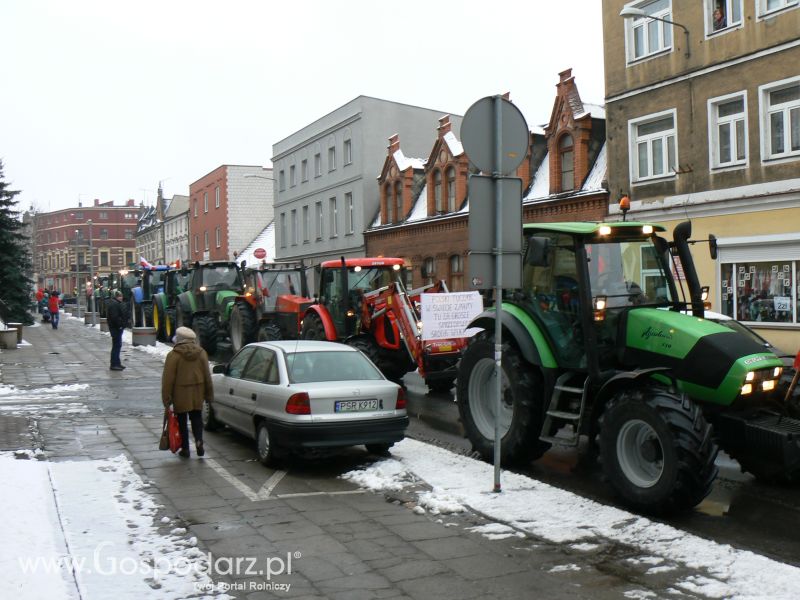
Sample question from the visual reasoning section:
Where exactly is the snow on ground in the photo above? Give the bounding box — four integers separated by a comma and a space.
0, 453, 231, 599
343, 438, 800, 600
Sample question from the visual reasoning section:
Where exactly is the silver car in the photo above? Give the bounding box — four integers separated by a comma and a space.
206, 340, 409, 465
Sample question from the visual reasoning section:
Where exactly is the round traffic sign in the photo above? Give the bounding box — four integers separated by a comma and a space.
253, 248, 267, 259
461, 96, 529, 176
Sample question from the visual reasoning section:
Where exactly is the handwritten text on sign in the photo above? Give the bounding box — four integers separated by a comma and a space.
420, 291, 483, 340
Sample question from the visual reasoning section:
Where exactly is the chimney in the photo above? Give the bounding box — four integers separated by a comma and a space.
387, 134, 401, 154
127, 199, 135, 207
94, 199, 100, 206
437, 116, 452, 138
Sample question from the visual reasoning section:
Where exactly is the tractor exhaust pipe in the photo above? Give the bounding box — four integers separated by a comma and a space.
673, 221, 705, 318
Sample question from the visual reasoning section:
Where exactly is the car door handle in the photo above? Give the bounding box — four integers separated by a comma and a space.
229, 388, 234, 395
251, 393, 257, 401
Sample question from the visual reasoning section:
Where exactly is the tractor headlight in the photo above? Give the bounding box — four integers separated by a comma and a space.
199, 286, 207, 292
762, 380, 776, 392
774, 367, 782, 378
745, 371, 755, 382
741, 383, 753, 395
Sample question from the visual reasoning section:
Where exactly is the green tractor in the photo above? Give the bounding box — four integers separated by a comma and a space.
174, 261, 243, 354
152, 267, 193, 342
457, 220, 799, 515
130, 266, 171, 328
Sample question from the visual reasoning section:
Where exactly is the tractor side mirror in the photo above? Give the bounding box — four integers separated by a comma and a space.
526, 236, 550, 267
709, 234, 718, 260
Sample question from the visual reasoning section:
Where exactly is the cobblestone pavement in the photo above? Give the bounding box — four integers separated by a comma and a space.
0, 314, 711, 600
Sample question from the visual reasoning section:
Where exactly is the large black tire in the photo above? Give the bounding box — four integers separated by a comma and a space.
456, 332, 551, 466
347, 336, 382, 368
230, 303, 258, 352
153, 297, 168, 342
193, 314, 218, 355
165, 308, 176, 341
301, 312, 327, 340
258, 322, 283, 342
143, 303, 154, 327
131, 301, 143, 328
176, 302, 192, 329
202, 399, 222, 432
598, 387, 718, 515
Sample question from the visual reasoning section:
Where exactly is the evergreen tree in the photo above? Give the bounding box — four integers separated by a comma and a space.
0, 159, 34, 325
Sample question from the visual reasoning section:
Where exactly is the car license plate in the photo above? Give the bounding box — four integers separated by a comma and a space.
335, 399, 379, 413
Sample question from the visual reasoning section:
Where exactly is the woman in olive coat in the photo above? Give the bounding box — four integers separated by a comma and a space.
162, 327, 213, 457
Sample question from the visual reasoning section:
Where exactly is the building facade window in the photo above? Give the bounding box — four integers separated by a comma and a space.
720, 261, 798, 324
423, 257, 436, 279
315, 202, 323, 240
202, 192, 207, 213
707, 0, 742, 33
344, 139, 352, 165
314, 153, 322, 177
446, 167, 456, 212
302, 206, 309, 242
329, 197, 338, 237
385, 183, 393, 223
99, 211, 108, 219
125, 251, 133, 266
709, 92, 747, 168
559, 135, 575, 191
291, 209, 298, 245
434, 169, 443, 212
100, 229, 109, 240
215, 186, 220, 208
194, 235, 199, 253
280, 213, 287, 248
760, 77, 800, 160
629, 109, 677, 182
328, 146, 336, 171
125, 229, 133, 240
100, 251, 109, 267
624, 0, 673, 62
204, 231, 209, 251
345, 192, 354, 234
215, 226, 221, 248
449, 254, 464, 292
758, 0, 799, 17
290, 165, 296, 187
394, 182, 402, 222
193, 199, 197, 217
279, 170, 286, 191
301, 159, 308, 182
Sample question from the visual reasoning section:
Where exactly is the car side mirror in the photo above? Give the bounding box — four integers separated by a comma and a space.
526, 236, 550, 267
212, 364, 226, 374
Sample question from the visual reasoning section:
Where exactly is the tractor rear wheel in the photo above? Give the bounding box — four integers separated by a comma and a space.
230, 303, 257, 352
165, 308, 176, 341
193, 314, 218, 355
347, 336, 382, 366
176, 303, 192, 329
153, 297, 167, 341
598, 387, 718, 515
143, 303, 154, 327
258, 322, 283, 342
301, 312, 327, 340
456, 331, 551, 466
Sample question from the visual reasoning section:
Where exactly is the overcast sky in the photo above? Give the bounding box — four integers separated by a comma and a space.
1, 0, 605, 214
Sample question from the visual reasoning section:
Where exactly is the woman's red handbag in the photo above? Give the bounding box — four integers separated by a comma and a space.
167, 408, 182, 453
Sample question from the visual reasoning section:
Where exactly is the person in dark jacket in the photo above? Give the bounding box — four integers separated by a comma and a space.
48, 291, 61, 329
106, 290, 127, 371
161, 327, 213, 458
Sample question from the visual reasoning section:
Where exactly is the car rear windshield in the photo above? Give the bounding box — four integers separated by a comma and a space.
286, 351, 384, 383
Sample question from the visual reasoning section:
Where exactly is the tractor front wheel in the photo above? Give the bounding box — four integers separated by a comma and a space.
598, 387, 718, 515
456, 332, 550, 466
176, 303, 192, 330
301, 312, 327, 340
258, 322, 283, 342
193, 314, 218, 355
230, 303, 257, 352
153, 297, 167, 341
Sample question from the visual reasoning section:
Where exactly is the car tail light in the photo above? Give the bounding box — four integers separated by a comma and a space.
396, 387, 407, 410
285, 392, 310, 415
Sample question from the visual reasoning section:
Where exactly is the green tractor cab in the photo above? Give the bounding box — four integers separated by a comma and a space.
175, 261, 243, 354
457, 220, 798, 515
152, 266, 193, 342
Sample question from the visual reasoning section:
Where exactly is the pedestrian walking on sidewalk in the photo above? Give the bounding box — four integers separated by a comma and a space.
161, 327, 213, 458
48, 291, 60, 329
106, 290, 127, 371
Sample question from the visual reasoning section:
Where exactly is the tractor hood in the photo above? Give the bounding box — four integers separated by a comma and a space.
622, 308, 784, 406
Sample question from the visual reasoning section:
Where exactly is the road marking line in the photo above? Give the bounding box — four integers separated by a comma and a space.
204, 458, 260, 501
257, 469, 287, 499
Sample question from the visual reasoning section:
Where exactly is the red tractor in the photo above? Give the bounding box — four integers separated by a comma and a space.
300, 257, 466, 390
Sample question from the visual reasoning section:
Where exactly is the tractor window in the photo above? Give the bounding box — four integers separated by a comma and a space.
202, 266, 240, 289
587, 238, 672, 308
521, 232, 584, 368
348, 267, 403, 291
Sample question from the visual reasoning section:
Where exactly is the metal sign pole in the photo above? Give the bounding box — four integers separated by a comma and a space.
492, 95, 503, 494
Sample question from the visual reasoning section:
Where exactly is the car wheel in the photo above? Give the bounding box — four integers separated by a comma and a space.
366, 443, 393, 456
256, 421, 279, 467
202, 400, 221, 431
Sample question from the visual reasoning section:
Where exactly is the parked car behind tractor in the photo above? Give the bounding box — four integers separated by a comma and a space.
456, 220, 799, 515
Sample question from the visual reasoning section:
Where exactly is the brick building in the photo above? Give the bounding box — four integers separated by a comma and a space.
603, 0, 800, 350
365, 76, 608, 291
34, 200, 139, 294
188, 165, 274, 263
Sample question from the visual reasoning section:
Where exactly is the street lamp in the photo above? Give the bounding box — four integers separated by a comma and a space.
620, 6, 691, 59
243, 173, 275, 181
87, 219, 96, 326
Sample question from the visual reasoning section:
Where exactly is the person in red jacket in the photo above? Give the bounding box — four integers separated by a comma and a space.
48, 291, 61, 330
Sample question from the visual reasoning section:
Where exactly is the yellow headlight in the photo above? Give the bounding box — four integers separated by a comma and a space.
774, 367, 782, 378
762, 380, 776, 392
741, 383, 753, 395
745, 371, 755, 382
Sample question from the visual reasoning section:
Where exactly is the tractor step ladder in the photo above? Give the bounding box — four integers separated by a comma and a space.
539, 372, 589, 447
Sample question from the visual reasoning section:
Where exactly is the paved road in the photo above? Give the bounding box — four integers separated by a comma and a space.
0, 314, 791, 599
